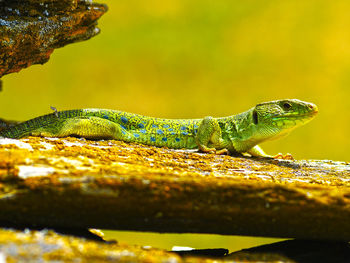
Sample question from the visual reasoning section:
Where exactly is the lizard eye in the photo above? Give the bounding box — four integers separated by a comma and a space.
283, 102, 292, 110
252, 110, 258, 125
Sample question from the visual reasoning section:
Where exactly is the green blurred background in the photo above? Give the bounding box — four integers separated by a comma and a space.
1, 0, 349, 252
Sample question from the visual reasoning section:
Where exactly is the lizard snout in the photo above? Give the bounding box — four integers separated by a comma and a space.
307, 103, 318, 115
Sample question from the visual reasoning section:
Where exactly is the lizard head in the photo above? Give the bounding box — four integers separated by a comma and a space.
251, 99, 318, 140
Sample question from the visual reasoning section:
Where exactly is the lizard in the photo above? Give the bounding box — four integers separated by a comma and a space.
0, 99, 318, 157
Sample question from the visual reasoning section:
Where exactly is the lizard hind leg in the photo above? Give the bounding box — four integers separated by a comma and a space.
35, 117, 126, 140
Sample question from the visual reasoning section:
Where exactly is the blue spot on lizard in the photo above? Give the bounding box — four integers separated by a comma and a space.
121, 116, 128, 124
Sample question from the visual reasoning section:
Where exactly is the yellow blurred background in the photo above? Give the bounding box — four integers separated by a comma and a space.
1, 0, 349, 252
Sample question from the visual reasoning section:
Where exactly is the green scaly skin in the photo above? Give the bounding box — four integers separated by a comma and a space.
0, 99, 318, 157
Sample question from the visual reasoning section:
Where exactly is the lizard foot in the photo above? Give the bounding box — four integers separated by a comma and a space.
215, 148, 229, 155
273, 153, 294, 160
199, 147, 229, 155
199, 147, 216, 154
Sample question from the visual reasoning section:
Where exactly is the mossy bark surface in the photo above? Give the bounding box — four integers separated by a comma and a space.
0, 136, 350, 240
0, 0, 107, 78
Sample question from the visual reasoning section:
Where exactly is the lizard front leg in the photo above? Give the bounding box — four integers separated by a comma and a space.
247, 145, 269, 157
195, 116, 228, 154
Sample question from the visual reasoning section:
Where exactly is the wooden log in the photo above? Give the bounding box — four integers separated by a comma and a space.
0, 136, 349, 240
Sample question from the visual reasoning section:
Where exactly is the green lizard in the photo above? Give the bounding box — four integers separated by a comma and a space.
0, 99, 317, 157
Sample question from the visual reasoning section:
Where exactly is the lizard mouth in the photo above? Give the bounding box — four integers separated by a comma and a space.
275, 104, 318, 120
293, 111, 318, 119
270, 107, 318, 129
273, 112, 317, 121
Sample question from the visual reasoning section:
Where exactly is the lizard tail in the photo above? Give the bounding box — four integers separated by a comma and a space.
0, 110, 84, 139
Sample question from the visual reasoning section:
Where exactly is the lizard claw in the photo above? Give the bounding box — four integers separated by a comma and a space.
273, 153, 294, 160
